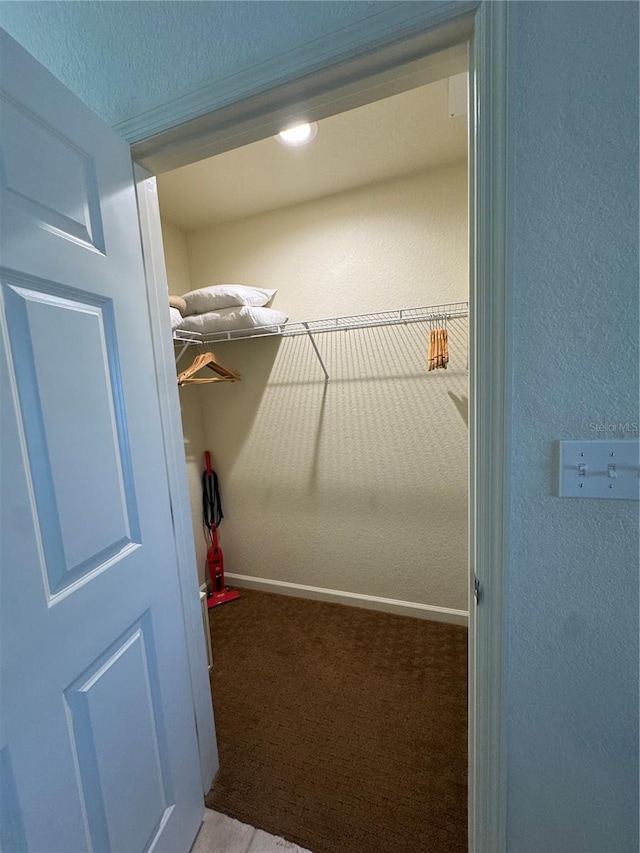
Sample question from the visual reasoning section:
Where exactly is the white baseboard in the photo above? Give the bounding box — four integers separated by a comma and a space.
224, 573, 468, 626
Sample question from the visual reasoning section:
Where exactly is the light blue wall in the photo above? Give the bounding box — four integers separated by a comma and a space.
0, 2, 637, 850
507, 3, 638, 851
0, 1, 397, 128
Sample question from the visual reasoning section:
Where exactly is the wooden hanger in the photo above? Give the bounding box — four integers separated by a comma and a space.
427, 327, 449, 371
177, 352, 241, 386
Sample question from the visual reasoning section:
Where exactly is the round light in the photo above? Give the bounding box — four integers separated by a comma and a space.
276, 121, 318, 147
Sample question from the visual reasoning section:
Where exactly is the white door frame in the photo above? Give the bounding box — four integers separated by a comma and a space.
132, 3, 511, 850
133, 166, 219, 796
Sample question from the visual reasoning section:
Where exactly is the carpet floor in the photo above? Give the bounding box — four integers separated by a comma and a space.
205, 590, 467, 853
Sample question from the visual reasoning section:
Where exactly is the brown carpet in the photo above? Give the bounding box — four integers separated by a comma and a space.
205, 589, 467, 853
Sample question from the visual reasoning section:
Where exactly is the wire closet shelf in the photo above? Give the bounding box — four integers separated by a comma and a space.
174, 300, 469, 382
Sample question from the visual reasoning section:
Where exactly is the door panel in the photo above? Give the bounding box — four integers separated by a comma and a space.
0, 30, 206, 853
64, 615, 172, 853
0, 92, 105, 252
3, 272, 139, 596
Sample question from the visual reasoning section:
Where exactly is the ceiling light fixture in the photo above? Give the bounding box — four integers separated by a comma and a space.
276, 121, 318, 147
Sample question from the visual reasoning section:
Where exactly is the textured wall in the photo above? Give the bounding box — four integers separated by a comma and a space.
161, 221, 208, 584
161, 219, 193, 297
0, 1, 396, 128
506, 3, 639, 851
187, 164, 468, 318
183, 163, 469, 610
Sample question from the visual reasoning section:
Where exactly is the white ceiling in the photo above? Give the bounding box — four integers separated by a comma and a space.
158, 77, 468, 232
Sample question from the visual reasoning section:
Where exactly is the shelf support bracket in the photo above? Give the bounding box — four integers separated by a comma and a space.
302, 323, 329, 383
175, 342, 190, 365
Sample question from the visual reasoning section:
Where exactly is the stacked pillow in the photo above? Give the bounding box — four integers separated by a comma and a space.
169, 295, 187, 330
169, 306, 184, 331
175, 284, 288, 334
169, 295, 187, 313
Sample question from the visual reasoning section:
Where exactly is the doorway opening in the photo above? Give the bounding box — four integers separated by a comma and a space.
155, 44, 470, 853
135, 4, 511, 850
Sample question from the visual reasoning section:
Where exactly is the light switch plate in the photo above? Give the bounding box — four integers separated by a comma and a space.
559, 439, 640, 499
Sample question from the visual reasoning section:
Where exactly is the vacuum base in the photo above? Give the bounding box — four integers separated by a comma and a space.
207, 588, 240, 609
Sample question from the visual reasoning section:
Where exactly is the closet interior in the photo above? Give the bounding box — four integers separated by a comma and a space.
160, 79, 469, 612
158, 62, 470, 853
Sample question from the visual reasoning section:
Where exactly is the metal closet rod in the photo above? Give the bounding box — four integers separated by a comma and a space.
173, 300, 469, 383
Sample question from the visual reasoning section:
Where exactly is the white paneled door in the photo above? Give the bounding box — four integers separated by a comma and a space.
0, 31, 206, 853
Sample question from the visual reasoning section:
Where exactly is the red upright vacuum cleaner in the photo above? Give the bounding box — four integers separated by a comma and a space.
203, 451, 239, 609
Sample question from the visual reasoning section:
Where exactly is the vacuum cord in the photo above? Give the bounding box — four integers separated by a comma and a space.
202, 468, 224, 536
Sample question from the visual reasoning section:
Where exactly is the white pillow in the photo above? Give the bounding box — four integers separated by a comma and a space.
182, 284, 277, 315
177, 306, 288, 335
169, 306, 184, 330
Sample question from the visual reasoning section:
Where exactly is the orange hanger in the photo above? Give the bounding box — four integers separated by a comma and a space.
427, 328, 449, 371
177, 352, 241, 386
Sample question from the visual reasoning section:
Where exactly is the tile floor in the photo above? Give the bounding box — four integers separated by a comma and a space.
191, 809, 312, 853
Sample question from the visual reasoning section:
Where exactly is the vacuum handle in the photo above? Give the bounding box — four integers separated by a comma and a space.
205, 451, 212, 475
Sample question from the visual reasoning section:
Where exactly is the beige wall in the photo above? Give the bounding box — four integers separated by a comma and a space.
183, 162, 469, 610
161, 219, 193, 296
161, 220, 208, 583
188, 164, 468, 317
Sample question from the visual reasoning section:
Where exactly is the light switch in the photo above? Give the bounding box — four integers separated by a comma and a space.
559, 440, 640, 499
